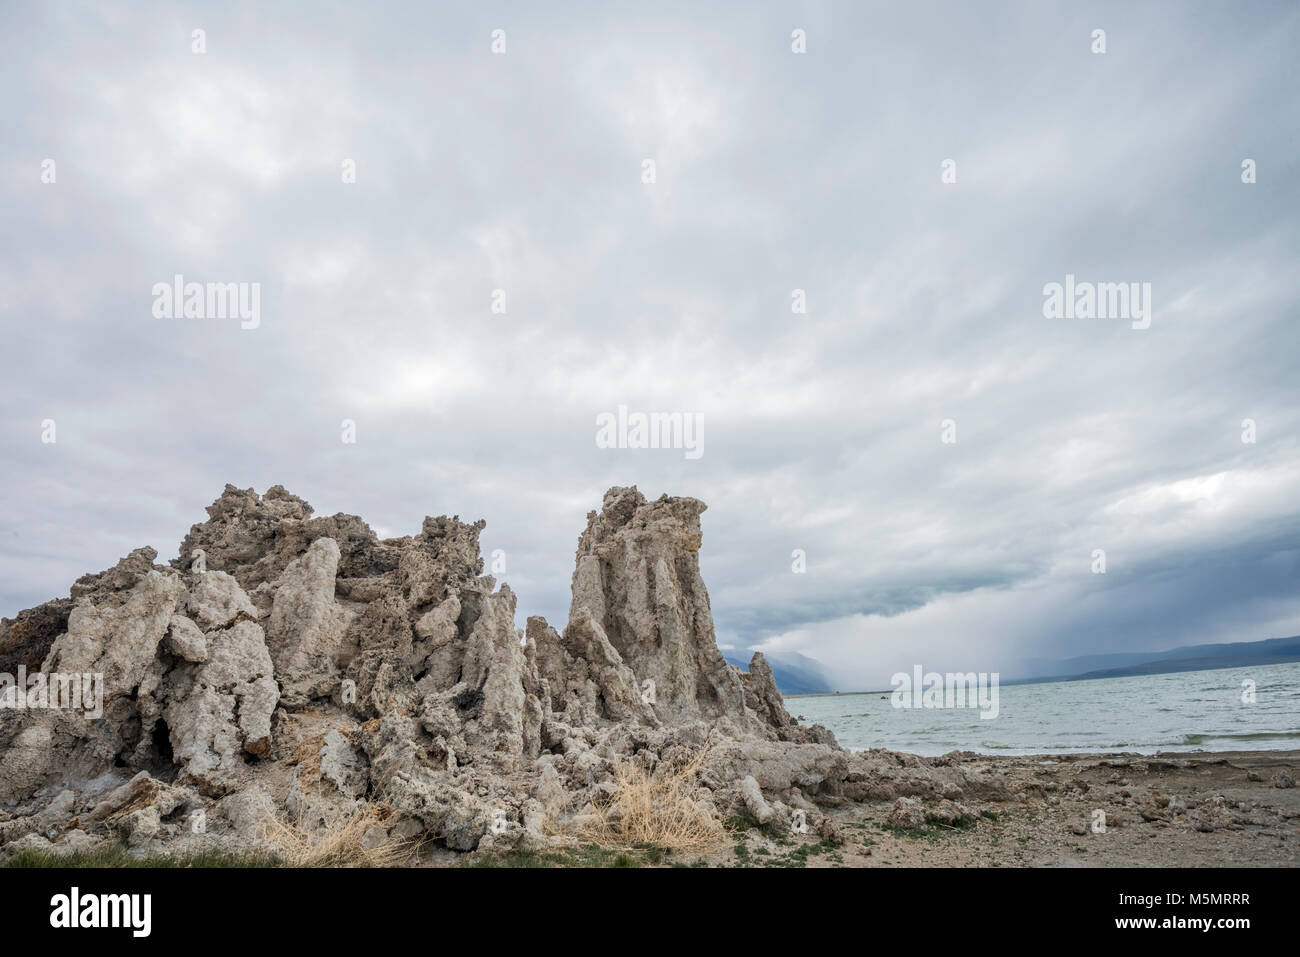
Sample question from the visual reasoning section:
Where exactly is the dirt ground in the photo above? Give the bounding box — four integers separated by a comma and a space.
686, 749, 1300, 868
423, 749, 1300, 869
12, 745, 1290, 869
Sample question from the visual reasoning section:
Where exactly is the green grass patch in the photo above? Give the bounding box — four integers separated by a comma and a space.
924, 813, 977, 830
467, 843, 645, 869
879, 822, 949, 843
4, 845, 283, 868
721, 814, 760, 833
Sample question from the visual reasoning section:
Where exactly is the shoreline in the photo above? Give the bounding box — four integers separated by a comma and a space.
838, 745, 1300, 759
689, 747, 1300, 868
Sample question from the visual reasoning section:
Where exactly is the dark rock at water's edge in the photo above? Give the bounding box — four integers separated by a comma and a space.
723, 650, 834, 695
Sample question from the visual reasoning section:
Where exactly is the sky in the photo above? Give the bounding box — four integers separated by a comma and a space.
2, 1, 1298, 689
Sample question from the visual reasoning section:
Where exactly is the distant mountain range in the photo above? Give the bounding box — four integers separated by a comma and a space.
1015, 635, 1300, 684
723, 649, 834, 694
725, 636, 1300, 695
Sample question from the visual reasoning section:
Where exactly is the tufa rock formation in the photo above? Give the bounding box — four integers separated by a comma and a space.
0, 484, 1009, 860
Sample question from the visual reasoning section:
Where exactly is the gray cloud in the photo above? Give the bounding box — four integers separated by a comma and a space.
2, 1, 1298, 688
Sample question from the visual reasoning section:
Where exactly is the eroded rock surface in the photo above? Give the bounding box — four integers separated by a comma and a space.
0, 483, 900, 860
567, 488, 749, 727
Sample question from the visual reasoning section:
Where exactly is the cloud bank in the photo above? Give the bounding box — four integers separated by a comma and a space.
2, 1, 1297, 689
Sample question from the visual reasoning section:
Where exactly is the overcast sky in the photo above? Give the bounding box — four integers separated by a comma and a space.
2, 1, 1297, 688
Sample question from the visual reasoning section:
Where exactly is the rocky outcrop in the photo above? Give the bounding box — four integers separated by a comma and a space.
44, 549, 183, 698
0, 548, 184, 802
0, 598, 73, 676
741, 651, 838, 746
265, 538, 354, 707
0, 483, 857, 859
566, 488, 750, 728
162, 616, 279, 795
528, 612, 650, 726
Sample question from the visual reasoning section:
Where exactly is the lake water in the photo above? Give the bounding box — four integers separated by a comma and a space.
783, 661, 1300, 756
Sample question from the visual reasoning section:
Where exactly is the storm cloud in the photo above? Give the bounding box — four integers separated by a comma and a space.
2, 1, 1297, 689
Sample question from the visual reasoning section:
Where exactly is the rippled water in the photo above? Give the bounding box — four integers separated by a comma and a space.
783, 661, 1300, 756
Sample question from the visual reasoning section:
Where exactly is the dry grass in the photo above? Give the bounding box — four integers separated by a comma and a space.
103, 776, 167, 821
257, 800, 413, 868
255, 721, 417, 867
286, 732, 328, 785
576, 748, 726, 853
